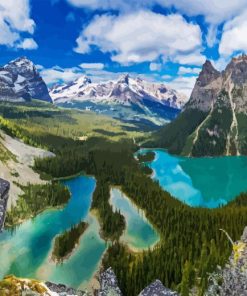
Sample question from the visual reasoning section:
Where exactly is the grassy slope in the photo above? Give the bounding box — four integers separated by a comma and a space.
0, 100, 147, 143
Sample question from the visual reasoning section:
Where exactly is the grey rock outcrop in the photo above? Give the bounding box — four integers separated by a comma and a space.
0, 57, 51, 103
45, 281, 88, 296
207, 227, 247, 296
138, 280, 179, 296
97, 267, 122, 296
186, 60, 222, 112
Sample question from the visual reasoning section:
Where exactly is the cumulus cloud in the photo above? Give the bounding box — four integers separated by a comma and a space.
219, 9, 247, 56
74, 11, 202, 65
0, 0, 37, 48
178, 66, 201, 75
172, 51, 206, 66
41, 67, 82, 85
166, 76, 196, 96
17, 38, 38, 50
79, 63, 104, 69
41, 65, 120, 85
66, 0, 246, 25
158, 0, 246, 25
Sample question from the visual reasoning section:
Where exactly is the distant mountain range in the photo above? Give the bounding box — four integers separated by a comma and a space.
152, 55, 247, 156
0, 57, 51, 103
50, 74, 187, 127
0, 57, 187, 128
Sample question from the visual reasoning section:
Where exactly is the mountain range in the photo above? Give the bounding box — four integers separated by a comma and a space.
0, 57, 51, 103
0, 57, 187, 128
152, 55, 247, 156
50, 74, 187, 127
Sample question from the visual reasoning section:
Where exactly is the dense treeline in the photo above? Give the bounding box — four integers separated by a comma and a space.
136, 151, 155, 162
5, 182, 70, 227
146, 109, 207, 154
52, 221, 88, 262
91, 179, 125, 240
98, 154, 247, 295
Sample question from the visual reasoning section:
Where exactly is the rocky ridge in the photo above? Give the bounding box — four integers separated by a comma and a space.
0, 57, 51, 103
0, 267, 178, 296
154, 54, 247, 156
50, 74, 187, 126
50, 74, 187, 110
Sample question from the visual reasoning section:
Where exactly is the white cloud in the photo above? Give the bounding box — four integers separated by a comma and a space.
0, 0, 37, 48
158, 0, 246, 25
166, 76, 196, 96
162, 74, 172, 80
17, 38, 38, 50
149, 62, 162, 71
66, 0, 246, 25
178, 66, 201, 75
79, 63, 104, 70
172, 51, 206, 66
74, 11, 202, 65
219, 9, 247, 56
36, 64, 44, 71
41, 67, 82, 85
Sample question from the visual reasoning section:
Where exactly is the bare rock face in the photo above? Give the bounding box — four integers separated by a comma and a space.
138, 280, 179, 296
156, 54, 247, 156
97, 267, 122, 296
186, 60, 222, 112
207, 227, 247, 296
0, 57, 51, 103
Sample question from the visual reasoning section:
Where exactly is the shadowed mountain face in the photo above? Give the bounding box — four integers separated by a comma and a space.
50, 74, 187, 127
152, 55, 247, 156
0, 57, 52, 103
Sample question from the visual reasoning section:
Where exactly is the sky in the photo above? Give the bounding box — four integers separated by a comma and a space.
0, 0, 247, 96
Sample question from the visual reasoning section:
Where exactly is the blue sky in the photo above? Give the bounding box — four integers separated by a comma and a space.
0, 0, 247, 95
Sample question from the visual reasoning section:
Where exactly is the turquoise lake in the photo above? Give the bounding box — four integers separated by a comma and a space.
110, 188, 159, 250
0, 175, 158, 288
140, 149, 247, 208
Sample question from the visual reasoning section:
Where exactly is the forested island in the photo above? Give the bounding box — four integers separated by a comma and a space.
137, 151, 155, 162
52, 221, 88, 262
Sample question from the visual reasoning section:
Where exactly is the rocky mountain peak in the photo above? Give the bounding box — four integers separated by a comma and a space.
0, 57, 52, 103
75, 75, 92, 86
117, 74, 129, 84
224, 54, 247, 85
196, 60, 220, 87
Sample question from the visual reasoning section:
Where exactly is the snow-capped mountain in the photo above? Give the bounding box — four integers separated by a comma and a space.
50, 74, 187, 126
0, 57, 51, 103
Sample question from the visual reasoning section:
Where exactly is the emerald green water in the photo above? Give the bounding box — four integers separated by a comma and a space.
141, 149, 247, 208
110, 188, 159, 250
0, 175, 158, 288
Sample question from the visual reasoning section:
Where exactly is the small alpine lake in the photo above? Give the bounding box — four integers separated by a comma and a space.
110, 188, 159, 251
0, 175, 159, 289
139, 148, 247, 208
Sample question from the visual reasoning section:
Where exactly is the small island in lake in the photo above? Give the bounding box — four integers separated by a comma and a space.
52, 220, 89, 262
137, 151, 155, 163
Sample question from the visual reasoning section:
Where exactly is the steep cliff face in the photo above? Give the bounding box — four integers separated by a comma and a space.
153, 55, 247, 156
187, 60, 222, 112
0, 57, 52, 103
